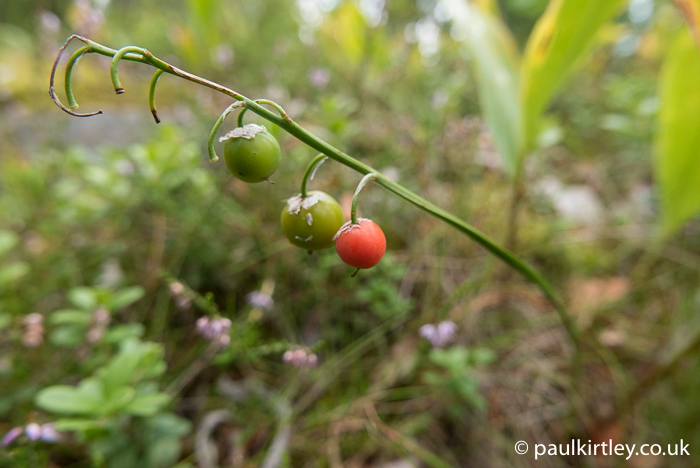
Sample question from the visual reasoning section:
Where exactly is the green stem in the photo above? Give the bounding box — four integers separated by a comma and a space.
110, 45, 146, 94
64, 46, 90, 109
207, 101, 244, 163
506, 178, 525, 251
48, 35, 580, 360
148, 69, 164, 123
300, 154, 328, 198
237, 99, 287, 128
351, 173, 377, 224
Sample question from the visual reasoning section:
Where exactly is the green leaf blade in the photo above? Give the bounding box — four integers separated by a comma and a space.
444, 0, 521, 176
656, 30, 700, 233
35, 381, 103, 416
520, 0, 626, 151
124, 393, 171, 416
110, 286, 145, 311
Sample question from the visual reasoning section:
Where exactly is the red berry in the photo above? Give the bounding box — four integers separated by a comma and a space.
334, 218, 386, 269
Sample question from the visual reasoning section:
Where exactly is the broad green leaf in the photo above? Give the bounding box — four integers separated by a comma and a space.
99, 344, 146, 389
147, 438, 182, 468
146, 414, 192, 437
656, 30, 700, 232
470, 348, 496, 365
0, 231, 19, 257
98, 339, 165, 389
443, 0, 521, 176
124, 393, 171, 416
49, 309, 92, 326
520, 0, 625, 152
54, 418, 104, 431
109, 286, 145, 311
68, 287, 97, 310
0, 262, 29, 285
104, 323, 145, 343
102, 386, 136, 414
141, 360, 167, 380
429, 347, 470, 374
49, 326, 85, 347
36, 379, 104, 415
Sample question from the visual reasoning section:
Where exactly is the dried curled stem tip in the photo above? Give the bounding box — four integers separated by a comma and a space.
49, 34, 103, 117
351, 268, 360, 278
149, 69, 164, 124
110, 45, 146, 95
207, 101, 245, 163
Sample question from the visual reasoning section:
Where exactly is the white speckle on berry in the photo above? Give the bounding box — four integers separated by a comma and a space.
333, 218, 370, 241
285, 192, 325, 215
219, 123, 267, 141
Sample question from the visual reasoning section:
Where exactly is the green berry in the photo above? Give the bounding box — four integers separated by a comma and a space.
281, 191, 344, 250
220, 124, 281, 183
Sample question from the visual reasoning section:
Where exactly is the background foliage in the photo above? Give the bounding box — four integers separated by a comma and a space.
1, 0, 700, 467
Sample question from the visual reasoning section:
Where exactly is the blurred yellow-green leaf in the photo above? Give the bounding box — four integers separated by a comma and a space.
0, 230, 19, 257
0, 261, 29, 285
656, 29, 700, 233
321, 2, 367, 70
520, 0, 625, 152
444, 0, 521, 176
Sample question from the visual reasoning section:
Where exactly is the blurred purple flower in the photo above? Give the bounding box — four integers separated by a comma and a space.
169, 281, 185, 297
217, 334, 231, 346
24, 313, 43, 326
25, 423, 41, 441
22, 331, 44, 348
40, 424, 60, 443
308, 67, 330, 88
175, 296, 192, 310
196, 316, 209, 334
40, 11, 61, 33
93, 308, 111, 326
419, 320, 457, 348
213, 44, 234, 68
283, 348, 318, 367
71, 0, 105, 36
86, 327, 104, 343
246, 291, 274, 310
1, 427, 23, 447
196, 316, 232, 346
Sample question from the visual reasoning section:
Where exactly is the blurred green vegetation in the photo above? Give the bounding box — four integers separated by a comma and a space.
1, 0, 700, 467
